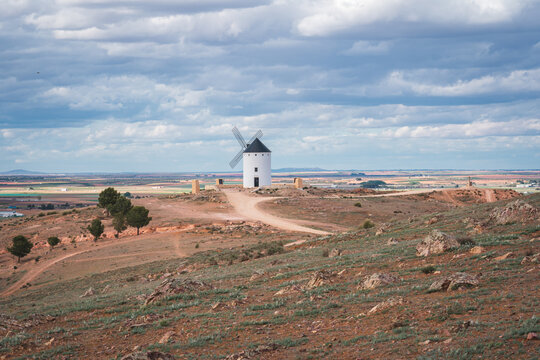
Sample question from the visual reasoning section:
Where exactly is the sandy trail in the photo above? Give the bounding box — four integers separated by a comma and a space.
222, 190, 331, 236
358, 189, 445, 197
484, 189, 496, 202
1, 232, 188, 297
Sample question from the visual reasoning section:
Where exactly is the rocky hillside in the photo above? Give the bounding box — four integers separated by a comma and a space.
0, 194, 538, 359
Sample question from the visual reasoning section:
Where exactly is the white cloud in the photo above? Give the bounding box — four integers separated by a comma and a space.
40, 75, 212, 111
379, 68, 540, 96
296, 0, 530, 36
343, 40, 391, 55
379, 118, 540, 138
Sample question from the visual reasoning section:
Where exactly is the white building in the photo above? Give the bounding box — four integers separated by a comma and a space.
242, 138, 271, 188
0, 211, 24, 218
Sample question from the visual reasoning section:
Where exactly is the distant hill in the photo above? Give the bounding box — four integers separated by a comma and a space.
273, 167, 328, 173
0, 169, 45, 175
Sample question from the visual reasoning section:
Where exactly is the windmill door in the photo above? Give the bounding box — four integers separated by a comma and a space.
254, 177, 259, 187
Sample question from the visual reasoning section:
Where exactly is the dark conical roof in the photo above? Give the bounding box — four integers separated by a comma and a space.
244, 138, 271, 153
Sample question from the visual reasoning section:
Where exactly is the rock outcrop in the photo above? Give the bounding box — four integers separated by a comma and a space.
360, 273, 400, 290
429, 272, 479, 292
416, 230, 460, 257
368, 296, 404, 315
490, 200, 538, 225
144, 278, 213, 305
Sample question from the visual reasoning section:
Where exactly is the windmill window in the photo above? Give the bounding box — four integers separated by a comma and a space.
255, 154, 257, 156
254, 167, 258, 172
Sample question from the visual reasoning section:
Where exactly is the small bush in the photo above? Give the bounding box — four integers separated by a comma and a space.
421, 265, 436, 274
195, 243, 200, 249
354, 202, 362, 207
48, 236, 61, 248
457, 237, 475, 246
322, 249, 329, 257
38, 213, 45, 217
362, 220, 375, 229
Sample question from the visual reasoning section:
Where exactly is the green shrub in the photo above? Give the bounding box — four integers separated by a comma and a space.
354, 202, 362, 207
421, 265, 436, 274
362, 220, 375, 229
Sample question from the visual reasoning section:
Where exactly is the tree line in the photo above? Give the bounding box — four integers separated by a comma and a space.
6, 187, 151, 263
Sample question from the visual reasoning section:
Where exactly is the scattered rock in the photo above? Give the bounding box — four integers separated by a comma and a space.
469, 246, 485, 254
328, 248, 342, 258
416, 230, 460, 257
426, 216, 440, 225
494, 252, 514, 261
490, 200, 538, 225
160, 272, 173, 279
225, 344, 278, 360
521, 253, 539, 265
304, 270, 336, 290
387, 237, 398, 245
451, 320, 478, 332
360, 273, 400, 290
249, 270, 264, 281
0, 314, 56, 331
211, 302, 225, 311
44, 337, 55, 346
274, 285, 303, 296
526, 332, 538, 340
158, 331, 176, 344
144, 278, 213, 305
80, 287, 95, 298
121, 351, 175, 360
368, 297, 404, 315
429, 272, 479, 292
101, 285, 111, 294
419, 339, 431, 345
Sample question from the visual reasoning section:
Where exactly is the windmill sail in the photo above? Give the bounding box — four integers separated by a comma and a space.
247, 130, 263, 145
229, 149, 244, 168
232, 126, 247, 148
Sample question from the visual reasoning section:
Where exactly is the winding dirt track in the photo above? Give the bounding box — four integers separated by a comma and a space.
1, 231, 189, 297
223, 190, 331, 236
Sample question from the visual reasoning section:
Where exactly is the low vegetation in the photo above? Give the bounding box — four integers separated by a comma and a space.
0, 191, 538, 359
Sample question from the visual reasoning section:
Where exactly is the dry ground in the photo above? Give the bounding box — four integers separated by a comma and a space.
0, 187, 538, 359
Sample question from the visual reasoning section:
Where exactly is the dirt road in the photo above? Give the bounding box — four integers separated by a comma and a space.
223, 190, 331, 236
0, 231, 189, 297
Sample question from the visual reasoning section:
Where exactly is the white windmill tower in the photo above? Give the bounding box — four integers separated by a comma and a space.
229, 126, 271, 188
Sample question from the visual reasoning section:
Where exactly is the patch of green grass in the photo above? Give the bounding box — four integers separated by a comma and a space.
13, 345, 78, 359
503, 316, 539, 339
130, 326, 147, 334
249, 299, 285, 311
0, 332, 30, 352
294, 308, 322, 317
46, 327, 66, 334
418, 341, 504, 360
186, 331, 226, 348
273, 337, 309, 348
371, 326, 416, 343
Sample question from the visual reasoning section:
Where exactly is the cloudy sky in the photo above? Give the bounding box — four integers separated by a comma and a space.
1, 0, 539, 172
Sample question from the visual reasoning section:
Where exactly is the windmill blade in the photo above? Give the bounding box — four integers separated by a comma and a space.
232, 126, 247, 148
229, 149, 244, 168
247, 129, 263, 145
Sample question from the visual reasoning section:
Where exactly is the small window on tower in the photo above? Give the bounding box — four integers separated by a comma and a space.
254, 167, 258, 172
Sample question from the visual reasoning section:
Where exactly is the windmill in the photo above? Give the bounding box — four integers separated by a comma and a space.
229, 126, 272, 188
